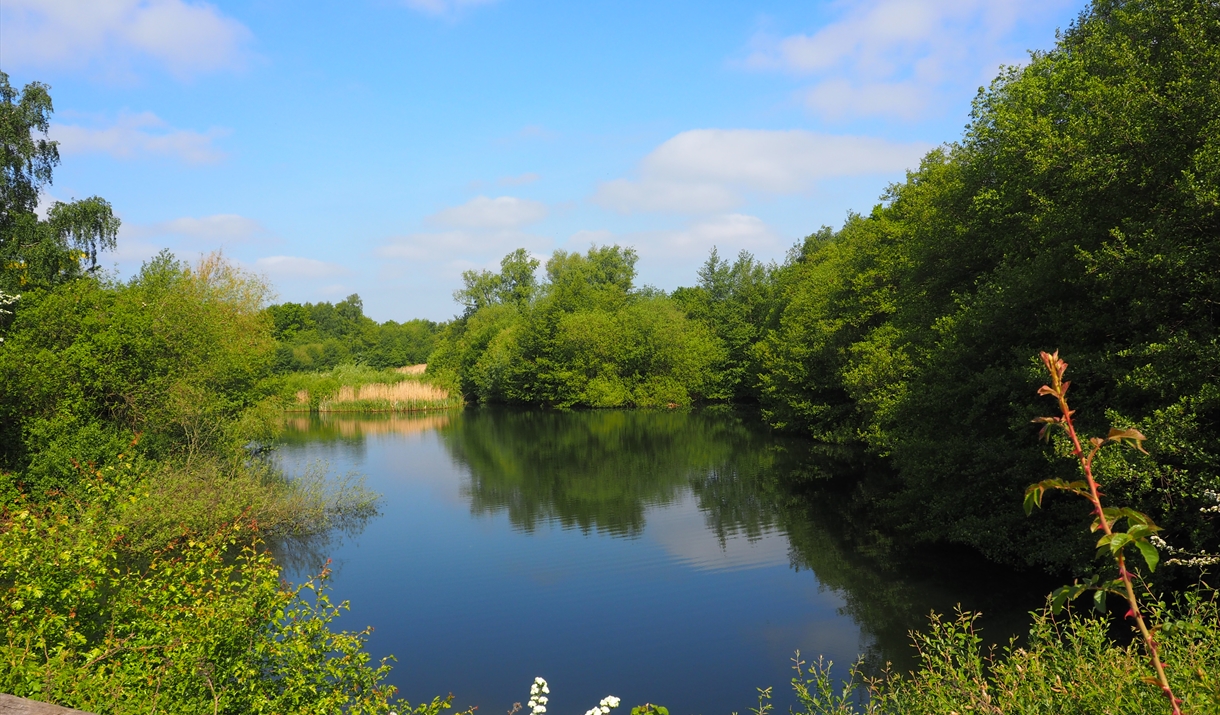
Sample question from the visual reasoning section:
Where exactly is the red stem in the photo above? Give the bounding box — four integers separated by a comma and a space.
1043, 354, 1181, 714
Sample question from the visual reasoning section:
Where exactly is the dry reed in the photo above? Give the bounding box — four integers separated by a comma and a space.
331, 381, 449, 404
395, 364, 427, 375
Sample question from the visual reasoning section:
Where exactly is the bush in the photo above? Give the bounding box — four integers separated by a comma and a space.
0, 463, 438, 715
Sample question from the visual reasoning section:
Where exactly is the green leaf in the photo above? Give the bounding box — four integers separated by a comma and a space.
1108, 532, 1132, 554
1023, 487, 1042, 515
1134, 540, 1159, 573
1093, 589, 1107, 613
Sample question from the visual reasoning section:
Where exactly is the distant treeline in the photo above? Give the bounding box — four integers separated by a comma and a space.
430, 0, 1220, 573
266, 294, 440, 372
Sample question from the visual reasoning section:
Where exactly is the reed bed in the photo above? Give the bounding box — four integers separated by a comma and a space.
280, 362, 462, 413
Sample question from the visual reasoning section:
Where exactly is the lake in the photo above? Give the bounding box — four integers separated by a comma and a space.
275, 408, 1046, 715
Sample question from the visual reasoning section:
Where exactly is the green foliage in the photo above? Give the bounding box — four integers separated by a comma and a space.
0, 465, 432, 714
672, 247, 777, 402
454, 248, 539, 315
736, 0, 1220, 571
0, 72, 119, 291
0, 252, 278, 497
785, 595, 1220, 714
273, 363, 462, 412
431, 245, 723, 408
267, 294, 440, 372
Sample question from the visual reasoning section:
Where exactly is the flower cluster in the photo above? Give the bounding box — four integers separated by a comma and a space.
584, 696, 621, 715
528, 677, 550, 715
524, 677, 619, 715
0, 291, 18, 343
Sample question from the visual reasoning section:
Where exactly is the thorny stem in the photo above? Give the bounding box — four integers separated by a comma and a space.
1039, 352, 1182, 715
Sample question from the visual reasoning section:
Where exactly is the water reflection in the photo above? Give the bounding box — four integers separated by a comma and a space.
278, 408, 1050, 698
440, 409, 1046, 663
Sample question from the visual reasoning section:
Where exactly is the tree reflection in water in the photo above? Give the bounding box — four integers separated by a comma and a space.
437, 407, 1052, 671
283, 408, 1052, 671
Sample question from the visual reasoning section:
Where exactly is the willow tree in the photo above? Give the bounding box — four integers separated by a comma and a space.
1, 72, 119, 293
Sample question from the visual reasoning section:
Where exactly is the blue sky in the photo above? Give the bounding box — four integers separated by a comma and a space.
2, 0, 1084, 322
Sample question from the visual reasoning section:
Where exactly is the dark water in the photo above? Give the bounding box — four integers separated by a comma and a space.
274, 409, 1047, 715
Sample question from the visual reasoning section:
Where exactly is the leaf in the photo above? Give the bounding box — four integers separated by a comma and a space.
1108, 532, 1133, 554
1134, 540, 1159, 573
1105, 427, 1149, 454
1093, 589, 1107, 613
1024, 487, 1043, 515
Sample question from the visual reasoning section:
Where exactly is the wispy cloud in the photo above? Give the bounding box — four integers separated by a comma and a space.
52, 112, 229, 164
401, 0, 499, 18
375, 229, 549, 263
0, 0, 253, 79
595, 129, 931, 214
429, 196, 548, 229
498, 172, 540, 187
124, 213, 270, 244
637, 214, 781, 259
255, 255, 350, 280
741, 0, 1070, 120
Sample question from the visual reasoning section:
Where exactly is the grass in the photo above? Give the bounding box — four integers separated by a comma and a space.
279, 363, 463, 413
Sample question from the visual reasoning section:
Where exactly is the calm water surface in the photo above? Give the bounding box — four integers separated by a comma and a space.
274, 409, 1039, 715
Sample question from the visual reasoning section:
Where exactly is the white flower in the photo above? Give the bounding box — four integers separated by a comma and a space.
585, 709, 600, 715
537, 697, 548, 704
535, 677, 547, 685
542, 686, 550, 694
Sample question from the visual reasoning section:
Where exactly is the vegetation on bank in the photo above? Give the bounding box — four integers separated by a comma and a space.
279, 363, 461, 413
0, 70, 439, 711
784, 595, 1220, 714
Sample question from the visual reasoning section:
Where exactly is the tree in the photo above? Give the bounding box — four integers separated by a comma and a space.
453, 248, 541, 315
0, 72, 119, 291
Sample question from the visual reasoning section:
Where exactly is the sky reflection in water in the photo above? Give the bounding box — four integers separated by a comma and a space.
274, 409, 1038, 715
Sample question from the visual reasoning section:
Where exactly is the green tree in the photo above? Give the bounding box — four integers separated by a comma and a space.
754, 0, 1220, 570
0, 72, 119, 292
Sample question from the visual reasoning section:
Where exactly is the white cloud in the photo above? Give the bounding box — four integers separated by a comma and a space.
742, 0, 1070, 120
498, 172, 540, 186
255, 256, 350, 280
376, 229, 549, 263
52, 112, 229, 164
0, 0, 253, 78
563, 214, 780, 264
596, 179, 738, 214
803, 79, 929, 121
125, 213, 269, 243
401, 0, 499, 17
595, 129, 931, 214
429, 196, 548, 229
639, 214, 781, 258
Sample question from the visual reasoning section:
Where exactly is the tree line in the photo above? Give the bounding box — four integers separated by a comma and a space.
429, 0, 1220, 574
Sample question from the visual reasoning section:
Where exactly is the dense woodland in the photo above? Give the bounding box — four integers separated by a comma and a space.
431, 0, 1220, 575
3, 0, 1220, 712
266, 296, 438, 372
